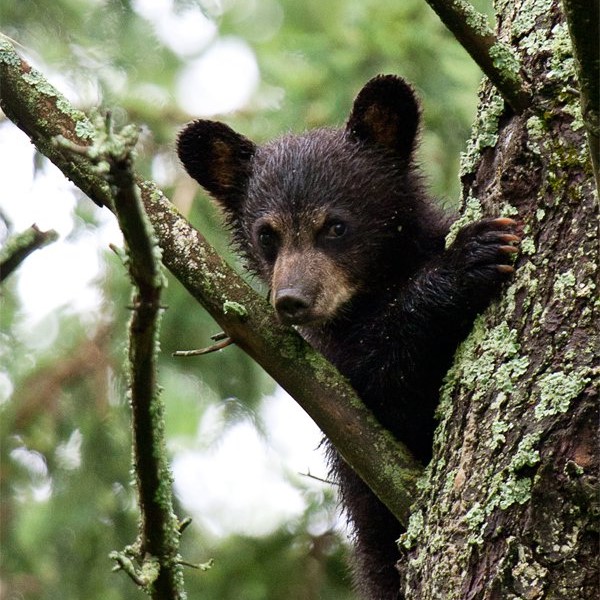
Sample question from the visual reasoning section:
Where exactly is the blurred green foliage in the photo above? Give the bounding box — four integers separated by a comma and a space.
1, 0, 490, 597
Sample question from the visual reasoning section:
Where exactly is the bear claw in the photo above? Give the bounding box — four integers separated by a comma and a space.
491, 217, 518, 227
496, 264, 515, 274
498, 233, 521, 244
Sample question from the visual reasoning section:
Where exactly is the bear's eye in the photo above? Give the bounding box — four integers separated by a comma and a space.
324, 220, 347, 239
257, 227, 278, 253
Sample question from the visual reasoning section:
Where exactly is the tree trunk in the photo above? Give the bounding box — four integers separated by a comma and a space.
399, 1, 598, 598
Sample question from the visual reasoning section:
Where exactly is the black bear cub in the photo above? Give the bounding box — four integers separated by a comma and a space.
178, 75, 520, 599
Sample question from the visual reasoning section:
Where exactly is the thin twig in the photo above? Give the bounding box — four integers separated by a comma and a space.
172, 337, 234, 357
178, 559, 215, 571
423, 0, 531, 113
178, 517, 193, 533
210, 331, 228, 341
299, 470, 338, 486
0, 224, 58, 283
110, 554, 147, 586
92, 116, 184, 598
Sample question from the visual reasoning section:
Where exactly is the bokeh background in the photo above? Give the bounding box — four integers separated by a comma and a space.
0, 1, 491, 597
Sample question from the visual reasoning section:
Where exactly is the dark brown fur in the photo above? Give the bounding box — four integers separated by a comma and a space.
177, 75, 520, 599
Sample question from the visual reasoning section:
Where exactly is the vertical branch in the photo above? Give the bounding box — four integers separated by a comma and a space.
561, 0, 600, 197
422, 0, 531, 113
0, 39, 189, 595
97, 119, 185, 598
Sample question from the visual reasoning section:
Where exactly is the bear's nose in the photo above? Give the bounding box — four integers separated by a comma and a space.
274, 288, 311, 324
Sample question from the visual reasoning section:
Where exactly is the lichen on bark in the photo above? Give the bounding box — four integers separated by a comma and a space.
399, 1, 598, 598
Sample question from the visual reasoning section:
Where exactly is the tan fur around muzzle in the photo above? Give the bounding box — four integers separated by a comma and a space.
270, 249, 357, 323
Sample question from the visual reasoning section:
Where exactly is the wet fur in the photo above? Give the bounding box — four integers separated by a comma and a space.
177, 75, 519, 599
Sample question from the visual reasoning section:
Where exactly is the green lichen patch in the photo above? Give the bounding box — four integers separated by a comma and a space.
399, 508, 424, 550
459, 437, 540, 542
546, 23, 577, 85
464, 502, 486, 546
0, 37, 23, 67
540, 256, 597, 332
452, 321, 526, 402
487, 418, 512, 451
525, 115, 547, 157
459, 88, 505, 177
20, 68, 87, 124
495, 354, 530, 394
552, 269, 576, 298
511, 0, 553, 38
533, 369, 591, 420
498, 474, 532, 510
455, 0, 490, 34
489, 42, 522, 82
445, 196, 483, 247
74, 119, 95, 141
520, 236, 536, 255
222, 300, 248, 318
510, 433, 542, 471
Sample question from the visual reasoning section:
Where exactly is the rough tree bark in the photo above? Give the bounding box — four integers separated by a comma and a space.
399, 1, 598, 598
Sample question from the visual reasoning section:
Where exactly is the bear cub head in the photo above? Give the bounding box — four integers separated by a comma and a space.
178, 75, 446, 327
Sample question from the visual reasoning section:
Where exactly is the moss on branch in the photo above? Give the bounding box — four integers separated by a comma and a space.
423, 0, 531, 113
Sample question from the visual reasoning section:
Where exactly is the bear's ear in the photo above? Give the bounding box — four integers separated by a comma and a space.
346, 75, 421, 161
177, 120, 256, 213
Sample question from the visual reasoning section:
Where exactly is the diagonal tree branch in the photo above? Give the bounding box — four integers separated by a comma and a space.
423, 0, 531, 113
0, 38, 423, 526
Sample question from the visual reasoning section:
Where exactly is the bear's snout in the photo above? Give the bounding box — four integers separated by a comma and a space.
274, 287, 313, 325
